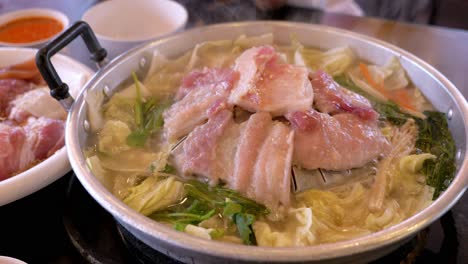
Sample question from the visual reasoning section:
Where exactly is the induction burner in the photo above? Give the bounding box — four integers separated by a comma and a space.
62, 175, 460, 264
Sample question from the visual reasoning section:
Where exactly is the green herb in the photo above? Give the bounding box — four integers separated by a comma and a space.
132, 72, 144, 127
209, 228, 225, 239
161, 164, 176, 174
223, 201, 242, 218
126, 72, 170, 147
234, 213, 256, 245
334, 74, 410, 126
174, 222, 187, 231
126, 129, 148, 147
415, 111, 456, 199
150, 180, 268, 245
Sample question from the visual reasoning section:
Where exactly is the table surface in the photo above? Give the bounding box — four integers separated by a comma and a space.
0, 0, 467, 263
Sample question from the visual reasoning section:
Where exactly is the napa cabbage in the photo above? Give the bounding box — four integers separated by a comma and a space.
86, 89, 105, 132
400, 153, 436, 174
187, 40, 240, 70
294, 45, 355, 76
123, 176, 185, 216
103, 96, 135, 128
98, 149, 158, 173
234, 33, 274, 49
86, 155, 111, 189
98, 120, 131, 155
253, 207, 315, 247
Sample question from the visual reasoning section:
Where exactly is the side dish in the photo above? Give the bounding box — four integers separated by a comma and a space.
0, 58, 66, 181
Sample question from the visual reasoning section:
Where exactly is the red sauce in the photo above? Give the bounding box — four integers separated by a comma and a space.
0, 16, 63, 44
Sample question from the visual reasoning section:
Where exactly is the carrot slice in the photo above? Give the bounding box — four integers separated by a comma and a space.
359, 63, 415, 111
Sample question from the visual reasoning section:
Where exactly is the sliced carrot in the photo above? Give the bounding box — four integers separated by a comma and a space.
359, 63, 389, 96
390, 89, 416, 111
359, 62, 415, 111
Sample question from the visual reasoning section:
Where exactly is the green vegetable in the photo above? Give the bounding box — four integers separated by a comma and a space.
150, 180, 268, 245
126, 129, 148, 147
161, 164, 176, 174
334, 74, 410, 126
126, 72, 170, 147
415, 111, 456, 199
336, 75, 457, 199
209, 228, 225, 239
234, 213, 256, 245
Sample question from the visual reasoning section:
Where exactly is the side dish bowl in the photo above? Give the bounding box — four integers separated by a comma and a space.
38, 22, 468, 263
0, 47, 92, 206
0, 8, 69, 48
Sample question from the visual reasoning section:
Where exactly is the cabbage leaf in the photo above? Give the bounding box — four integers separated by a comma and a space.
98, 120, 131, 155
295, 46, 355, 76
123, 176, 185, 216
253, 207, 315, 247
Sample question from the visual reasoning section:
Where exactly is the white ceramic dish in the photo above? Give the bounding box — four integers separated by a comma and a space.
0, 48, 93, 206
82, 0, 187, 60
0, 8, 69, 48
0, 256, 27, 264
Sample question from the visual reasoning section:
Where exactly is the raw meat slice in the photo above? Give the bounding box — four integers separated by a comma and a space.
287, 109, 389, 171
172, 110, 294, 212
163, 67, 239, 141
172, 109, 238, 184
0, 79, 33, 118
248, 122, 294, 211
9, 87, 66, 122
229, 46, 312, 116
0, 117, 65, 181
229, 111, 272, 193
311, 70, 378, 120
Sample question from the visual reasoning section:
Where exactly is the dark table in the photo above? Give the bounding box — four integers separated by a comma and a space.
0, 1, 467, 263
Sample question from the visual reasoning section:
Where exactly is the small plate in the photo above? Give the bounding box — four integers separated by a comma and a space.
0, 47, 93, 206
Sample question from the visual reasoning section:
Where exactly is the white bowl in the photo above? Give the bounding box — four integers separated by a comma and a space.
82, 0, 187, 59
0, 256, 27, 264
0, 48, 93, 206
0, 8, 69, 48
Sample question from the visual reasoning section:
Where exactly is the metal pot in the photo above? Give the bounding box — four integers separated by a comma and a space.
36, 21, 468, 263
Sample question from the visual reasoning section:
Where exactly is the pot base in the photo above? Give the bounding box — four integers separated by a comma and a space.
63, 174, 458, 264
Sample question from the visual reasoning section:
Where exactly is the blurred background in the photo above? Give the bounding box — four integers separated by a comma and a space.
0, 0, 467, 30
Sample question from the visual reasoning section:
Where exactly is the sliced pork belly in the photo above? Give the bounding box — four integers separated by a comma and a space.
287, 109, 389, 171
9, 87, 66, 122
173, 110, 294, 211
228, 45, 312, 116
0, 124, 29, 181
229, 112, 272, 193
247, 121, 294, 210
172, 109, 239, 184
163, 67, 239, 141
311, 70, 378, 120
0, 79, 33, 118
26, 117, 65, 160
175, 68, 239, 100
0, 117, 65, 181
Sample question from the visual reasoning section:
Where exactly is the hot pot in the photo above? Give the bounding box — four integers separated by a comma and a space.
36, 21, 468, 263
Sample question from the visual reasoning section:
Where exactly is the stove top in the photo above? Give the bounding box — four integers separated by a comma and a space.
0, 173, 464, 263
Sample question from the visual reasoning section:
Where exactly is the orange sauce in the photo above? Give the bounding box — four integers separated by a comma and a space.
0, 16, 63, 44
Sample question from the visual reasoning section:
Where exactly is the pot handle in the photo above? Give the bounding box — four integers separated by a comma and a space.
36, 21, 107, 111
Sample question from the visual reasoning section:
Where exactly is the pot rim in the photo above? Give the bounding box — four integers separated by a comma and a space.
67, 21, 468, 262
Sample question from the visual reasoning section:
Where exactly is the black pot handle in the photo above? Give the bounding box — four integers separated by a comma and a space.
36, 21, 107, 110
